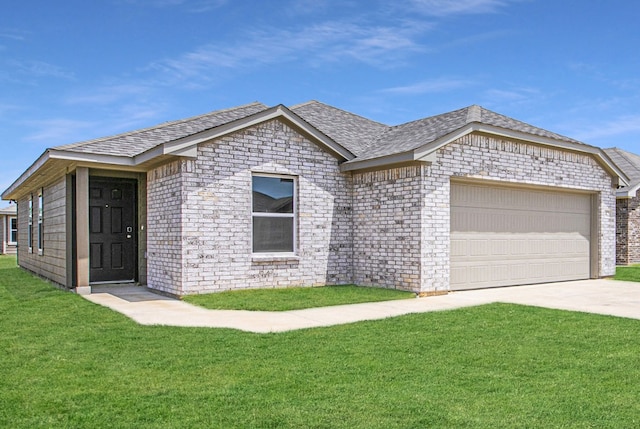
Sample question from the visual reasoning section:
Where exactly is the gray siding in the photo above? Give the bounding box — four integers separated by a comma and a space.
17, 176, 68, 286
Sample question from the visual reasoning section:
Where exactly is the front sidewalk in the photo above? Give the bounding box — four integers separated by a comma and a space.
84, 279, 640, 333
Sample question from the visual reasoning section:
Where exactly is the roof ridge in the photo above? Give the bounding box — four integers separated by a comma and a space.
55, 101, 268, 150
289, 100, 318, 109
466, 104, 482, 123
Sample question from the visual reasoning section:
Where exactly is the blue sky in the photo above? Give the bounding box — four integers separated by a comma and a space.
2, 0, 640, 195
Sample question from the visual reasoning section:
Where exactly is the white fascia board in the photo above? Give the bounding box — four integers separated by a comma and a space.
134, 146, 168, 165
48, 149, 136, 166
339, 151, 416, 172
160, 105, 354, 161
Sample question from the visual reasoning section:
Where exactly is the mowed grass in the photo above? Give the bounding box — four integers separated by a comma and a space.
615, 264, 640, 282
183, 284, 415, 311
1, 255, 640, 428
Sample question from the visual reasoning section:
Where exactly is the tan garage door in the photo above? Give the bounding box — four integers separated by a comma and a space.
450, 182, 592, 290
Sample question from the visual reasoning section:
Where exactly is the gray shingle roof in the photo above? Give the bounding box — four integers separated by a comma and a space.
49, 100, 589, 166
352, 105, 585, 162
604, 147, 640, 189
54, 102, 269, 157
290, 100, 388, 156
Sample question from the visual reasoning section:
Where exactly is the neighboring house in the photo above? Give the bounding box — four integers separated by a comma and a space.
603, 147, 640, 265
1, 101, 627, 296
0, 204, 17, 255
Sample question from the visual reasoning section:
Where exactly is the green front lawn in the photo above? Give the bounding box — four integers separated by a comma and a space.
615, 264, 640, 282
1, 255, 640, 428
184, 284, 415, 311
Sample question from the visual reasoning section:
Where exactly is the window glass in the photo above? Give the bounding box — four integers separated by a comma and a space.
252, 176, 294, 213
251, 175, 295, 254
252, 217, 294, 253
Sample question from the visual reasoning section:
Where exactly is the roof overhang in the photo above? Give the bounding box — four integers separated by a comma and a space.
340, 123, 630, 187
1, 149, 149, 200
2, 105, 353, 201
614, 183, 640, 198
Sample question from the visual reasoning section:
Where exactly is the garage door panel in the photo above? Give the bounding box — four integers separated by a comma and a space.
451, 182, 591, 290
452, 209, 590, 235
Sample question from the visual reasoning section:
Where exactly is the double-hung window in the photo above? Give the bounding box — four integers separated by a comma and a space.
28, 195, 33, 253
37, 189, 43, 254
252, 174, 295, 254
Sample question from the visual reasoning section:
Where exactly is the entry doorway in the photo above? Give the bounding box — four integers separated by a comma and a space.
89, 178, 137, 283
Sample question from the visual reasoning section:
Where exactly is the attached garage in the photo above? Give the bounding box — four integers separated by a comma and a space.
450, 181, 595, 290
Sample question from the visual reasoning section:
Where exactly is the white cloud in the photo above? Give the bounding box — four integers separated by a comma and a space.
7, 59, 75, 80
408, 0, 512, 16
381, 77, 474, 94
24, 119, 96, 143
572, 115, 640, 142
24, 102, 170, 145
66, 84, 151, 105
285, 0, 331, 16
123, 0, 228, 12
483, 87, 542, 103
0, 29, 27, 41
149, 19, 430, 85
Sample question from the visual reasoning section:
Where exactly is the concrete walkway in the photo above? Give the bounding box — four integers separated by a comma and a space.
84, 279, 640, 333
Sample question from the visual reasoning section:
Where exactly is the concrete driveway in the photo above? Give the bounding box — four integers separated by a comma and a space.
84, 279, 640, 333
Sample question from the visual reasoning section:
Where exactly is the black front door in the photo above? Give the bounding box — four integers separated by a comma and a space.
89, 178, 136, 283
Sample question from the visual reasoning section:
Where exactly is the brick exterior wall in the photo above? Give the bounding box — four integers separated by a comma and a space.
349, 134, 615, 293
615, 190, 640, 265
146, 126, 616, 295
352, 166, 424, 291
616, 198, 629, 265
16, 176, 68, 286
147, 119, 353, 295
146, 161, 186, 295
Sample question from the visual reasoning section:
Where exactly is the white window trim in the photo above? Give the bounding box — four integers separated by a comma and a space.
251, 173, 297, 257
8, 216, 17, 245
37, 189, 43, 255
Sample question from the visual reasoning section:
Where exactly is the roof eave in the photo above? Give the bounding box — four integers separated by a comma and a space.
339, 152, 416, 172
2, 149, 139, 200
615, 183, 640, 198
